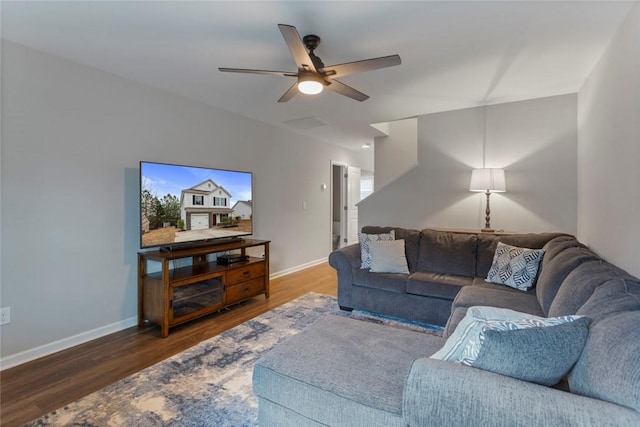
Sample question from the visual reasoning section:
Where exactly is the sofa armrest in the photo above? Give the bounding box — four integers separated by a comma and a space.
328, 243, 362, 271
403, 358, 640, 427
328, 244, 362, 309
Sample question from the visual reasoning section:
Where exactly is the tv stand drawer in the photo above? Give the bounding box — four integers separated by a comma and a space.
226, 262, 265, 285
226, 277, 266, 304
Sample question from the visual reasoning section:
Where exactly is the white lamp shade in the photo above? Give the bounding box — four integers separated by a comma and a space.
470, 168, 506, 192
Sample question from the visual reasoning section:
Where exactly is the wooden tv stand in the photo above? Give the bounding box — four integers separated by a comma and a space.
138, 238, 270, 337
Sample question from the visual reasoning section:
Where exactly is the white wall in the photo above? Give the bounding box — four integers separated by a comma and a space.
359, 94, 578, 234
577, 3, 640, 278
373, 118, 418, 191
0, 41, 364, 363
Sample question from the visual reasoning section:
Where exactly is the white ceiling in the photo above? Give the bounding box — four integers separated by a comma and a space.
1, 1, 635, 150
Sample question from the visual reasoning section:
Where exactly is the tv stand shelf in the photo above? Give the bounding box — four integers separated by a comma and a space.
138, 238, 270, 337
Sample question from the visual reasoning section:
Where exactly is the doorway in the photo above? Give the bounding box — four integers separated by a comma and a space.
331, 162, 361, 251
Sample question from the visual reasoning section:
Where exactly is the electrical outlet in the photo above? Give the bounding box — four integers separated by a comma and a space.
0, 307, 10, 325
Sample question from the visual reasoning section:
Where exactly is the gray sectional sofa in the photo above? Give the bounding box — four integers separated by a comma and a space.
330, 226, 568, 326
253, 227, 640, 426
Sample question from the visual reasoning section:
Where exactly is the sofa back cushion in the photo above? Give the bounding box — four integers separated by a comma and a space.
361, 226, 421, 272
475, 233, 568, 278
535, 246, 599, 315
548, 260, 631, 317
576, 275, 640, 322
417, 230, 477, 277
569, 310, 640, 412
540, 236, 586, 269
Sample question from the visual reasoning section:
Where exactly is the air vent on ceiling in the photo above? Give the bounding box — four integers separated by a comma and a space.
283, 116, 328, 130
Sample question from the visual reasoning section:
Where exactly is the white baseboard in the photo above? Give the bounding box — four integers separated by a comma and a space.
1, 258, 329, 370
270, 257, 327, 279
0, 316, 138, 371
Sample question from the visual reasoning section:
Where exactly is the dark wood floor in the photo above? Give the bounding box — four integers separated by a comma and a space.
0, 262, 338, 427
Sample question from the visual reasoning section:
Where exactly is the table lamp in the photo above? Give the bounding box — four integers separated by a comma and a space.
470, 168, 506, 232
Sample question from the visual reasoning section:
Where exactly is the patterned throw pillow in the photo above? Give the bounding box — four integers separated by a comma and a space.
358, 230, 396, 270
430, 306, 535, 362
431, 306, 588, 386
359, 230, 395, 269
462, 316, 589, 386
460, 315, 585, 366
486, 242, 545, 290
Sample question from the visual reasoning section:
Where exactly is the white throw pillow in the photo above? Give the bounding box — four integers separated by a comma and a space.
368, 239, 410, 274
359, 230, 395, 269
485, 242, 545, 290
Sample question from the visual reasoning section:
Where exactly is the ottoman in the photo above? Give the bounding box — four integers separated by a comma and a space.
252, 314, 445, 427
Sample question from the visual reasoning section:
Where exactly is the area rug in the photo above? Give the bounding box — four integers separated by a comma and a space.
26, 293, 442, 426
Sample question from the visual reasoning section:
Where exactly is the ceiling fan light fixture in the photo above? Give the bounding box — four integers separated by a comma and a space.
297, 73, 324, 95
219, 24, 401, 102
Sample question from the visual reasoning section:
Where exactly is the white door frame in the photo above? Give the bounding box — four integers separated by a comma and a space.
330, 161, 360, 250
345, 165, 361, 246
330, 161, 346, 251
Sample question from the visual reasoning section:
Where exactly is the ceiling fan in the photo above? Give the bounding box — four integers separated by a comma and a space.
219, 24, 401, 102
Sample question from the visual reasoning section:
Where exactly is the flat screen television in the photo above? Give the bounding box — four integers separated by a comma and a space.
140, 161, 253, 250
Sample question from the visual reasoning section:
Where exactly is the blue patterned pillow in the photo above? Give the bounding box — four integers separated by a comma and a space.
464, 316, 589, 386
359, 230, 395, 269
431, 306, 535, 362
486, 242, 545, 290
431, 306, 588, 386
460, 315, 585, 366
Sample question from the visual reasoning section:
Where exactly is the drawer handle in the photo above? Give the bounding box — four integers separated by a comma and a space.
243, 286, 250, 292
242, 271, 250, 276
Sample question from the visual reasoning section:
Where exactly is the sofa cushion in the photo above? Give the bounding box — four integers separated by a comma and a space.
536, 246, 599, 315
576, 276, 640, 323
407, 272, 472, 300
569, 311, 640, 412
485, 242, 545, 291
475, 233, 568, 278
359, 230, 395, 269
541, 236, 587, 269
362, 226, 421, 272
352, 269, 407, 294
253, 315, 446, 426
417, 229, 477, 277
548, 260, 628, 317
466, 316, 589, 386
369, 239, 410, 274
451, 285, 543, 316
404, 357, 640, 427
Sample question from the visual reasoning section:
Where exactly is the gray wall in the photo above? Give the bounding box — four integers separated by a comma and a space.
373, 118, 417, 191
577, 3, 640, 278
0, 41, 364, 362
360, 94, 578, 234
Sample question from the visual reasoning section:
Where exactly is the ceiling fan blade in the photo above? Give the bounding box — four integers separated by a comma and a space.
325, 79, 369, 102
278, 24, 318, 72
218, 67, 297, 77
321, 54, 401, 79
278, 82, 299, 103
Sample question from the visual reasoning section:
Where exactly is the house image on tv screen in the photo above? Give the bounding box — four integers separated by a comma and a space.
180, 179, 233, 230
232, 200, 252, 220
